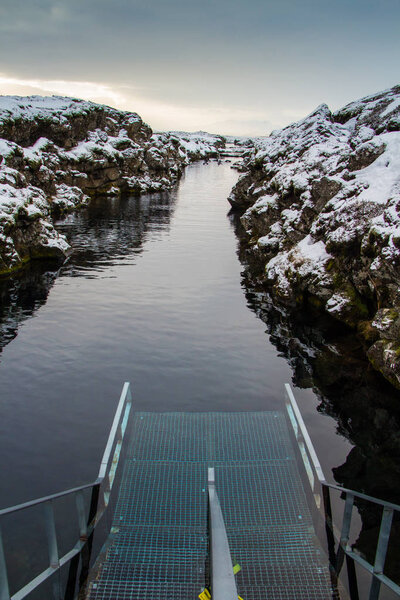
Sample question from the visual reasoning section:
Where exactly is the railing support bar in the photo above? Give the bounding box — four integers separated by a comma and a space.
44, 501, 61, 600
0, 525, 10, 600
346, 554, 360, 600
336, 493, 354, 573
340, 493, 354, 548
75, 491, 88, 540
369, 507, 394, 600
78, 483, 101, 594
44, 502, 59, 570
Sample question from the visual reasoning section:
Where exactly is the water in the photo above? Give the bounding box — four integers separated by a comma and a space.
0, 161, 399, 592
0, 161, 352, 507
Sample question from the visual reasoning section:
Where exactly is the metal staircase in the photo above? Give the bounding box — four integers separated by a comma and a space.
1, 383, 399, 600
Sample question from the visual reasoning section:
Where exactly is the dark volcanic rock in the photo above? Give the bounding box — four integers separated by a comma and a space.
0, 96, 225, 275
229, 85, 400, 389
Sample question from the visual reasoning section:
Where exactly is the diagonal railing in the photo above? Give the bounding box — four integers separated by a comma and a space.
285, 383, 400, 600
0, 381, 132, 600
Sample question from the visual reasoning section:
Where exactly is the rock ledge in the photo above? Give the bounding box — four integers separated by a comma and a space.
0, 96, 224, 275
229, 85, 400, 388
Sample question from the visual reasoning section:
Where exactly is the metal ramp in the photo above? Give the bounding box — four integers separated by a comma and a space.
2, 383, 399, 600
87, 412, 333, 600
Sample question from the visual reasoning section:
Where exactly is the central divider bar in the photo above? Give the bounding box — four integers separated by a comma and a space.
208, 467, 238, 600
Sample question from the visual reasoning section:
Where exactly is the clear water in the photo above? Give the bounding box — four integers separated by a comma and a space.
0, 161, 364, 509
3, 160, 400, 598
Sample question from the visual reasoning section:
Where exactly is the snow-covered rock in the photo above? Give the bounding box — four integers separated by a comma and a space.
229, 85, 400, 388
0, 97, 225, 275
163, 130, 225, 162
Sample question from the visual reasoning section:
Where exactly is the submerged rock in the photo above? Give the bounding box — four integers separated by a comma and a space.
0, 96, 225, 275
229, 85, 400, 388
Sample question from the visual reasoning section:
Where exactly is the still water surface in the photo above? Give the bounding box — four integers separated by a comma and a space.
0, 162, 353, 508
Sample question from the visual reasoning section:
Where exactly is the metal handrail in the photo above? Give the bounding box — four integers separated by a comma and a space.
322, 481, 400, 513
0, 482, 96, 518
0, 381, 132, 600
284, 384, 400, 512
284, 383, 400, 600
208, 467, 238, 600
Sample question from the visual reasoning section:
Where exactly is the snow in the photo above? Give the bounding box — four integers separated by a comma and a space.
352, 132, 400, 206
326, 294, 349, 315
381, 98, 400, 117
297, 235, 331, 263
0, 139, 16, 158
234, 83, 400, 338
0, 95, 141, 124
165, 131, 225, 162
1, 95, 227, 273
252, 194, 278, 213
264, 235, 332, 300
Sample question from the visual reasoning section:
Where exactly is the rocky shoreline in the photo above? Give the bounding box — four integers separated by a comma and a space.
228, 85, 400, 389
0, 96, 224, 276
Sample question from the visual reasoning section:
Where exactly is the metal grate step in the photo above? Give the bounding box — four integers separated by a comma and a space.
87, 411, 334, 600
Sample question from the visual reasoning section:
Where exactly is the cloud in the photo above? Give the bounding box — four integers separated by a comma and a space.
0, 75, 124, 105
208, 119, 274, 137
0, 74, 275, 134
0, 0, 398, 138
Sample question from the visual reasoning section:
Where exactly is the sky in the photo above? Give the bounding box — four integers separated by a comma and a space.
0, 0, 399, 136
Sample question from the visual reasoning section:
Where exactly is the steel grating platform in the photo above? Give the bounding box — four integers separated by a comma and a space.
87, 412, 334, 600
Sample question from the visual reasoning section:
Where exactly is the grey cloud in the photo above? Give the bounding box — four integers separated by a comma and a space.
0, 0, 399, 133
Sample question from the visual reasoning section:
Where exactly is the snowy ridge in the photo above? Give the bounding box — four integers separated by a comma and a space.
0, 95, 141, 125
229, 85, 400, 388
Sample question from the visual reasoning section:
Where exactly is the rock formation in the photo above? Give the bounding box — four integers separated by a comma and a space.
229, 85, 400, 388
0, 96, 224, 276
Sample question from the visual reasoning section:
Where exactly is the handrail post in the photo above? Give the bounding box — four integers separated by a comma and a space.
336, 492, 354, 573
369, 507, 394, 600
78, 482, 101, 592
75, 491, 88, 541
44, 501, 59, 570
208, 467, 238, 600
44, 501, 62, 600
0, 524, 10, 600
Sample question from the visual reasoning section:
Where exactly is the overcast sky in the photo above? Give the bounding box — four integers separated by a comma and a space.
0, 0, 399, 135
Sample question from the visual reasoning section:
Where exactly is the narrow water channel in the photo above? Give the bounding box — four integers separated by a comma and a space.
2, 160, 400, 592
0, 161, 351, 507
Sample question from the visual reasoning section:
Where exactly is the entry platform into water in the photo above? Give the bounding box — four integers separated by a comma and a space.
86, 411, 333, 600
2, 383, 399, 600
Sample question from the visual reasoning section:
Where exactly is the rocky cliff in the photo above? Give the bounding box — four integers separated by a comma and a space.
0, 96, 224, 276
229, 85, 400, 388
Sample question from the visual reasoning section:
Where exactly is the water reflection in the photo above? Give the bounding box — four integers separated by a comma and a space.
56, 191, 176, 277
0, 264, 60, 356
0, 191, 177, 358
2, 162, 399, 591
